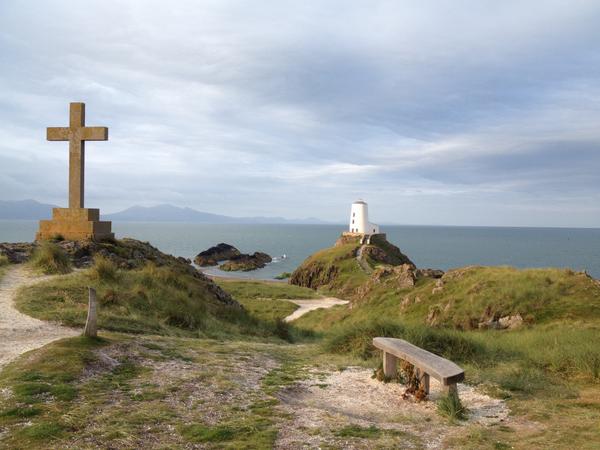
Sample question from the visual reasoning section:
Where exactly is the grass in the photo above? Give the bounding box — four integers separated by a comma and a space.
180, 424, 236, 442
0, 253, 9, 267
215, 278, 320, 300
28, 242, 72, 275
437, 390, 468, 422
334, 424, 382, 438
0, 255, 9, 282
15, 258, 292, 341
237, 298, 299, 322
0, 334, 296, 449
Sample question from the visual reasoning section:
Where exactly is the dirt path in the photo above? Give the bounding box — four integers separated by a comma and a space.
0, 265, 79, 370
284, 298, 349, 322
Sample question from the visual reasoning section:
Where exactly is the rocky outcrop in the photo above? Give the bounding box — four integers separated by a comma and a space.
289, 261, 339, 290
370, 264, 417, 289
362, 235, 414, 267
194, 243, 241, 267
0, 242, 34, 263
415, 268, 444, 279
478, 314, 524, 330
219, 252, 272, 272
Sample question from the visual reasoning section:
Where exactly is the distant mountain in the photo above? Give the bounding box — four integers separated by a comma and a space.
0, 199, 56, 220
104, 204, 330, 224
0, 200, 330, 224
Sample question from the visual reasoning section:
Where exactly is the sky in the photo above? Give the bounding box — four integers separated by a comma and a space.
1, 0, 599, 227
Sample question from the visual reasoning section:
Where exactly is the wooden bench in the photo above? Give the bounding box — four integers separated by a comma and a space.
373, 337, 464, 396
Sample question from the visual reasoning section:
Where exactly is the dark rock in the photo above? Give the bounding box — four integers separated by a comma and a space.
0, 242, 35, 263
415, 268, 445, 279
219, 251, 272, 272
194, 243, 241, 267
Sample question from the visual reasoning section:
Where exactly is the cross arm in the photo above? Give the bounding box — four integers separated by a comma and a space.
82, 127, 108, 141
47, 127, 70, 141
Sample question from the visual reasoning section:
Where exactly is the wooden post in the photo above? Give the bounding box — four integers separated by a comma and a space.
383, 351, 398, 378
84, 287, 97, 337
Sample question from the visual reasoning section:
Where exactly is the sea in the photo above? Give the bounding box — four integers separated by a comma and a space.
1, 221, 599, 280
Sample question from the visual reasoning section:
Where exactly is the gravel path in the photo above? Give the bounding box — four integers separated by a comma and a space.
0, 265, 79, 370
284, 298, 349, 322
276, 367, 510, 449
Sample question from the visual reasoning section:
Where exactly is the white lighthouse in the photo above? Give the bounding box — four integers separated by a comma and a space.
349, 200, 379, 234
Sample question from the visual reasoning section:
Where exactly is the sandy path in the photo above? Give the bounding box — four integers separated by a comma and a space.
284, 298, 349, 322
0, 266, 79, 370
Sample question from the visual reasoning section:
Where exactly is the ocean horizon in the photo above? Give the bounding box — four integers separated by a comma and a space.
1, 220, 599, 280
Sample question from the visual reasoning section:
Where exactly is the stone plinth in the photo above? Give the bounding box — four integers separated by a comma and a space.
36, 208, 113, 241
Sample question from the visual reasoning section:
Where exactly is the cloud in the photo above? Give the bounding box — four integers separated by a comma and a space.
0, 0, 599, 226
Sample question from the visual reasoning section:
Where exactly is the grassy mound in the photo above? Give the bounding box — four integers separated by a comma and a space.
16, 257, 284, 340
359, 266, 600, 328
28, 242, 72, 275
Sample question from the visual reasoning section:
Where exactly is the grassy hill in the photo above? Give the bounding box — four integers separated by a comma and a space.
15, 242, 293, 341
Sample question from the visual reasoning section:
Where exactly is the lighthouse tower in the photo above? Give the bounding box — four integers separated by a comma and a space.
349, 200, 379, 234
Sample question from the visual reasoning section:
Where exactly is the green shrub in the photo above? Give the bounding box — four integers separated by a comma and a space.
29, 242, 71, 275
437, 390, 467, 421
274, 272, 292, 280
0, 254, 9, 267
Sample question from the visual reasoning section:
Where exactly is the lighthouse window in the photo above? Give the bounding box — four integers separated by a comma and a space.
352, 220, 354, 224
352, 213, 355, 217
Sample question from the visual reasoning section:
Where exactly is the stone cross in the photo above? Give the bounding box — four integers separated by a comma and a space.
47, 103, 108, 209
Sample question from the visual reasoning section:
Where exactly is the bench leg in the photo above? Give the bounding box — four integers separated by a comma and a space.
421, 373, 430, 395
443, 383, 458, 396
383, 352, 398, 378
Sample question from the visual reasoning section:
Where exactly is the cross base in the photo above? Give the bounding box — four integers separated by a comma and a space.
36, 208, 114, 241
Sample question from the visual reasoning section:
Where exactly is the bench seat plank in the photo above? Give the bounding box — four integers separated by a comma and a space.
373, 337, 464, 385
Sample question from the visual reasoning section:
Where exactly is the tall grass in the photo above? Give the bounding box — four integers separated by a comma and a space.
28, 242, 71, 275
0, 254, 9, 267
437, 390, 468, 422
323, 319, 486, 362
88, 255, 119, 282
476, 325, 600, 381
